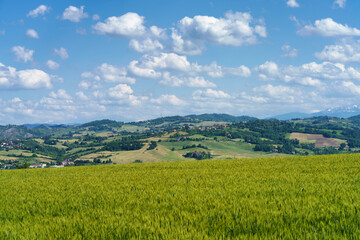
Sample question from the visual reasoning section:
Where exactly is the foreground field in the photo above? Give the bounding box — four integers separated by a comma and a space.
1, 154, 360, 239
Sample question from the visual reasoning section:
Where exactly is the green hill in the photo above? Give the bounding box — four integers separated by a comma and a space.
186, 113, 257, 122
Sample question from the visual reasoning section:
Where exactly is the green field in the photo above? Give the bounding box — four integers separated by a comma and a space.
1, 154, 360, 239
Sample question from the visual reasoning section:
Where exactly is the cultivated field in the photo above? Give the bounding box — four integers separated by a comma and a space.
1, 154, 360, 239
289, 132, 345, 147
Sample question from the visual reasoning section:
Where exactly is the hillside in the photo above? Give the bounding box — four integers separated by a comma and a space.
1, 154, 360, 239
2, 113, 360, 168
185, 113, 257, 122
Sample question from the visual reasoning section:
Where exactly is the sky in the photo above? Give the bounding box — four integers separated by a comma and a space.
0, 0, 360, 124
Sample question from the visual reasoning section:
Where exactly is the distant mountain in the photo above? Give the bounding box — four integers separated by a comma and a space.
270, 105, 360, 120
268, 112, 313, 121
22, 124, 72, 129
316, 105, 360, 118
186, 113, 257, 122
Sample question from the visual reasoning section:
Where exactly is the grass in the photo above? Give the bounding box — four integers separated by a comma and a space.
1, 154, 360, 239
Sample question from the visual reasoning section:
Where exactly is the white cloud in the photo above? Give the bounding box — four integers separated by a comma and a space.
150, 26, 167, 39
341, 81, 360, 95
282, 44, 298, 58
200, 62, 251, 78
151, 94, 185, 106
27, 5, 50, 18
129, 38, 164, 53
108, 84, 134, 99
62, 6, 88, 22
315, 40, 360, 63
0, 62, 53, 89
135, 53, 191, 72
192, 89, 231, 99
54, 47, 69, 59
26, 29, 39, 39
255, 60, 360, 87
128, 60, 162, 79
96, 63, 135, 84
298, 18, 360, 37
256, 61, 279, 80
40, 90, 75, 111
76, 91, 89, 101
171, 29, 203, 55
159, 72, 216, 88
11, 46, 34, 62
82, 63, 136, 84
286, 0, 300, 8
253, 84, 297, 103
333, 0, 346, 8
93, 12, 146, 38
92, 14, 100, 21
49, 89, 72, 100
46, 60, 60, 70
240, 92, 268, 103
78, 80, 93, 90
174, 11, 266, 54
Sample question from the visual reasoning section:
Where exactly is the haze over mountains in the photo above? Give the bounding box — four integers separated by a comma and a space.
16, 104, 360, 128
271, 105, 360, 120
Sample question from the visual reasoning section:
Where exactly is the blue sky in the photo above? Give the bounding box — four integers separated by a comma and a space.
0, 0, 360, 124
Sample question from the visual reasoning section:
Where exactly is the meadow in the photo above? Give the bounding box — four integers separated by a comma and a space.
1, 154, 360, 239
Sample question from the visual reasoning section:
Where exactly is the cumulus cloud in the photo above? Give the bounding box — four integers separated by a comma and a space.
149, 26, 167, 39
282, 44, 298, 58
255, 61, 280, 80
96, 63, 136, 84
26, 29, 39, 39
46, 60, 60, 70
129, 38, 164, 53
171, 29, 203, 55
49, 89, 72, 100
297, 18, 360, 37
93, 12, 146, 38
315, 40, 360, 62
333, 0, 346, 8
159, 73, 216, 88
192, 89, 231, 99
253, 84, 297, 103
255, 60, 360, 87
11, 46, 34, 62
27, 5, 50, 18
172, 11, 266, 54
286, 0, 300, 8
62, 6, 88, 22
196, 62, 251, 78
135, 53, 191, 72
341, 81, 360, 95
151, 94, 185, 106
54, 47, 69, 59
108, 84, 133, 99
40, 90, 75, 112
0, 62, 53, 89
82, 63, 136, 84
127, 53, 251, 85
76, 91, 89, 101
128, 61, 162, 79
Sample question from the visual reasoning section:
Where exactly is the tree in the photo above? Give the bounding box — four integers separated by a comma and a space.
339, 143, 346, 151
